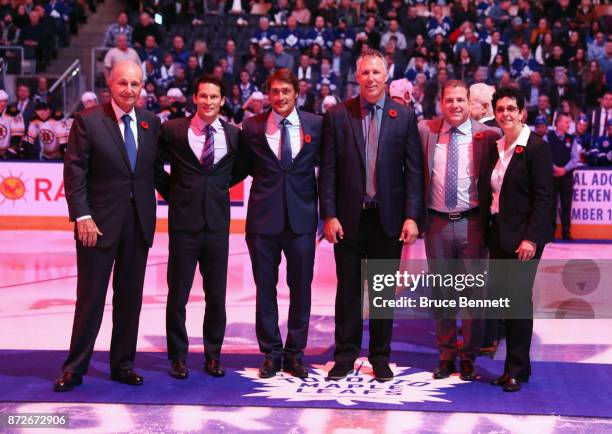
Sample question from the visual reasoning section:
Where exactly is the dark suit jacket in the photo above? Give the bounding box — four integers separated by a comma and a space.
64, 103, 162, 248
319, 96, 424, 237
237, 109, 323, 235
478, 130, 553, 252
418, 117, 502, 231
156, 116, 241, 233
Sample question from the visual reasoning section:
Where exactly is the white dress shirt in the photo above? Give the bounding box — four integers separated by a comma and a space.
430, 118, 478, 212
188, 115, 228, 164
490, 124, 531, 215
266, 108, 303, 160
111, 98, 139, 150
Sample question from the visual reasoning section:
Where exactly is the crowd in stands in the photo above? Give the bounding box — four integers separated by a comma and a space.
0, 0, 610, 164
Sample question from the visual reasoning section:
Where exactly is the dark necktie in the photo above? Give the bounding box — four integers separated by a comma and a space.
445, 127, 459, 210
366, 104, 379, 198
121, 114, 137, 172
201, 124, 215, 170
280, 118, 292, 169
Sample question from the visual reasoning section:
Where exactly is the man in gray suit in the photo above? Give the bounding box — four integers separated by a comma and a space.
418, 80, 500, 381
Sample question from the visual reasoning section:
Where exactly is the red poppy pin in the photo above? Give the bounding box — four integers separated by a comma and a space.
140, 120, 149, 130
515, 146, 525, 154
388, 109, 397, 118
304, 134, 312, 144
474, 132, 484, 140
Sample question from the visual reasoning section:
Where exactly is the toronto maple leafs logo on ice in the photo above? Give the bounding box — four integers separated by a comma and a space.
238, 358, 466, 406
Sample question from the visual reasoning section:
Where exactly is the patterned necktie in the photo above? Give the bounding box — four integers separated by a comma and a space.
366, 104, 379, 198
121, 114, 137, 172
201, 124, 215, 169
279, 118, 292, 169
445, 127, 459, 210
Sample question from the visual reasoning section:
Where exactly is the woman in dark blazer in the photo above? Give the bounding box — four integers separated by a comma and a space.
478, 86, 553, 392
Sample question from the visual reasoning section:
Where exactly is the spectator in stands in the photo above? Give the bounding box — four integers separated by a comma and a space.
455, 47, 477, 84
242, 90, 264, 119
133, 12, 162, 48
548, 113, 581, 240
103, 34, 141, 82
528, 94, 553, 125
504, 16, 529, 45
388, 78, 413, 107
172, 66, 191, 99
157, 52, 177, 91
143, 81, 159, 112
277, 15, 303, 53
273, 41, 294, 71
238, 69, 259, 101
12, 4, 29, 30
0, 12, 19, 45
296, 79, 315, 113
469, 82, 497, 126
20, 10, 50, 72
380, 18, 407, 51
307, 42, 324, 66
552, 98, 578, 134
569, 47, 589, 82
316, 57, 338, 95
23, 101, 68, 160
598, 41, 612, 74
511, 43, 541, 80
587, 118, 612, 166
170, 35, 190, 67
534, 32, 554, 66
185, 55, 203, 86
223, 39, 238, 77
137, 34, 163, 69
489, 53, 510, 84
533, 115, 549, 138
333, 17, 355, 51
192, 40, 214, 74
80, 91, 98, 109
33, 76, 51, 107
587, 32, 606, 61
45, 0, 70, 47
530, 18, 550, 47
545, 45, 568, 73
251, 16, 276, 51
549, 70, 575, 110
400, 6, 425, 46
454, 24, 481, 66
355, 15, 380, 53
103, 12, 132, 47
305, 15, 333, 51
583, 60, 606, 109
315, 0, 337, 26
405, 52, 429, 83
0, 89, 24, 159
295, 53, 318, 88
452, 0, 477, 27
290, 0, 311, 26
226, 83, 244, 124
427, 5, 452, 39
481, 30, 506, 67
521, 71, 547, 111
268, 0, 291, 26
313, 82, 331, 115
337, 0, 358, 28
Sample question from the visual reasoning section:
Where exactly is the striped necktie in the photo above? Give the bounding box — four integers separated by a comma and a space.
201, 124, 215, 170
444, 127, 459, 210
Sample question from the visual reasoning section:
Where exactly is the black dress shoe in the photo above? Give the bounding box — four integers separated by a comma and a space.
283, 358, 308, 378
503, 377, 522, 392
327, 362, 354, 380
258, 359, 281, 379
204, 359, 225, 377
110, 369, 144, 385
433, 361, 456, 379
459, 360, 477, 381
371, 360, 394, 381
170, 361, 189, 379
53, 372, 83, 392
490, 373, 511, 386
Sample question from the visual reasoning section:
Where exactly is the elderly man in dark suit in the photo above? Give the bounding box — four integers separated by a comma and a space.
418, 80, 501, 382
54, 60, 162, 391
156, 75, 241, 380
319, 49, 424, 381
236, 69, 323, 379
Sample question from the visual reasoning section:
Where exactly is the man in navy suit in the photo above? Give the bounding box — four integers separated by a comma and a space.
319, 49, 424, 381
156, 75, 242, 380
236, 69, 323, 379
54, 61, 162, 391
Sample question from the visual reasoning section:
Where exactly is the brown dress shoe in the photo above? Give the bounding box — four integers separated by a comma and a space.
170, 361, 189, 379
204, 359, 225, 377
53, 372, 83, 392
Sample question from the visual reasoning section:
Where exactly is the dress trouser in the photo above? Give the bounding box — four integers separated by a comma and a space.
246, 226, 315, 362
551, 171, 573, 237
489, 217, 544, 380
63, 202, 149, 375
333, 208, 403, 365
166, 226, 229, 363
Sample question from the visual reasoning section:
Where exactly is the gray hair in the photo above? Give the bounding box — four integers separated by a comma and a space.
356, 49, 388, 74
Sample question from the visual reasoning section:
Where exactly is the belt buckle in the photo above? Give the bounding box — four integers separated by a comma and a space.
448, 212, 461, 220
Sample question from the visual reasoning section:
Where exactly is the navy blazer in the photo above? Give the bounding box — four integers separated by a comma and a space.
156, 116, 241, 233
64, 103, 162, 247
479, 130, 554, 251
319, 96, 424, 237
237, 109, 323, 235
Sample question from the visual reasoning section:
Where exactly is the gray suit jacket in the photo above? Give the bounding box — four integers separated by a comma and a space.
417, 117, 501, 231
